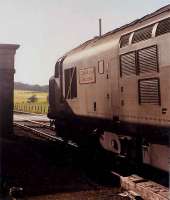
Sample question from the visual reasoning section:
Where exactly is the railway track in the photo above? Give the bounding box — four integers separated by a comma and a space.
13, 120, 78, 148
13, 115, 169, 200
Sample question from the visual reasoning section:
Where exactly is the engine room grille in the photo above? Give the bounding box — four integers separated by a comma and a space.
120, 33, 131, 48
120, 52, 136, 76
156, 17, 170, 36
138, 45, 158, 74
138, 78, 160, 105
132, 25, 153, 44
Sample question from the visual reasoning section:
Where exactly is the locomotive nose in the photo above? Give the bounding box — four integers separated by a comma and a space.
48, 76, 60, 118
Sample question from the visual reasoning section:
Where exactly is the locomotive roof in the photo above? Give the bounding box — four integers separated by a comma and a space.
66, 4, 170, 56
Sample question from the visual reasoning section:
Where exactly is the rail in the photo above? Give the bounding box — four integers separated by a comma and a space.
13, 120, 78, 148
13, 116, 169, 200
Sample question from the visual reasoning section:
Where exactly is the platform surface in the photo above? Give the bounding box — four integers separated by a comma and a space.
14, 112, 49, 122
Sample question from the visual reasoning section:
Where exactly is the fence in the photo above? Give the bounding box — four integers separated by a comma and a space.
14, 103, 48, 114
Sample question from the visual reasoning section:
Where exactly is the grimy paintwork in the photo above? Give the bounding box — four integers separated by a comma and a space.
63, 9, 170, 125
48, 5, 170, 172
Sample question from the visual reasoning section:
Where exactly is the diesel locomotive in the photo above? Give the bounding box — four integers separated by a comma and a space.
48, 5, 170, 172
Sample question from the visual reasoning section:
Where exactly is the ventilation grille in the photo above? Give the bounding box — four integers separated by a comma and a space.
132, 25, 153, 44
139, 78, 160, 105
120, 52, 136, 76
138, 45, 158, 74
120, 33, 131, 48
156, 18, 170, 36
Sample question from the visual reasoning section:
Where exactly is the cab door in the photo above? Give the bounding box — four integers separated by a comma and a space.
109, 58, 120, 120
95, 60, 112, 118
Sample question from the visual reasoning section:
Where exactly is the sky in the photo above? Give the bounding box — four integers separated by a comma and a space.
0, 0, 169, 85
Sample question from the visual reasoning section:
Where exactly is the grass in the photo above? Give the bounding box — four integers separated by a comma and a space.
14, 90, 48, 114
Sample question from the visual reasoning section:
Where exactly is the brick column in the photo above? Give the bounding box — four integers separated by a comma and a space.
0, 44, 20, 138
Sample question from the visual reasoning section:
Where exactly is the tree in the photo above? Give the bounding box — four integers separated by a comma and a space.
27, 95, 38, 103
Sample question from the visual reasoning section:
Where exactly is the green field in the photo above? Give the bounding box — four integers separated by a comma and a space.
14, 90, 48, 114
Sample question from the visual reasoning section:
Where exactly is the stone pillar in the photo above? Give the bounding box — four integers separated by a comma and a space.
0, 44, 20, 138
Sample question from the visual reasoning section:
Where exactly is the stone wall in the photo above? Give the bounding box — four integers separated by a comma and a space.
0, 44, 20, 137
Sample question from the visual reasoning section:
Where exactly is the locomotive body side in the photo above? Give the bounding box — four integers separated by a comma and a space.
48, 6, 170, 172
62, 36, 119, 120
119, 24, 170, 128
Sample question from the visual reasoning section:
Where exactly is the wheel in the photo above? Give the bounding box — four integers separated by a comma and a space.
54, 119, 69, 139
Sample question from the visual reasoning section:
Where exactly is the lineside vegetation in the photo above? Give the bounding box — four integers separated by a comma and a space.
14, 90, 48, 114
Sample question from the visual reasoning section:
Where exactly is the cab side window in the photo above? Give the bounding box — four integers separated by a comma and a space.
55, 62, 60, 78
98, 60, 104, 74
64, 67, 77, 99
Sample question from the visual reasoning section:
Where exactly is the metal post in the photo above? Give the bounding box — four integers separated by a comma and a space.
0, 44, 20, 138
99, 18, 102, 37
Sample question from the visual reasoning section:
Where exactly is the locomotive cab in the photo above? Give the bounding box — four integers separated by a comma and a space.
48, 60, 62, 118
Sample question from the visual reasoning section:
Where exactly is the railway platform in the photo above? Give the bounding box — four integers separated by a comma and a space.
0, 112, 168, 199
0, 124, 121, 200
